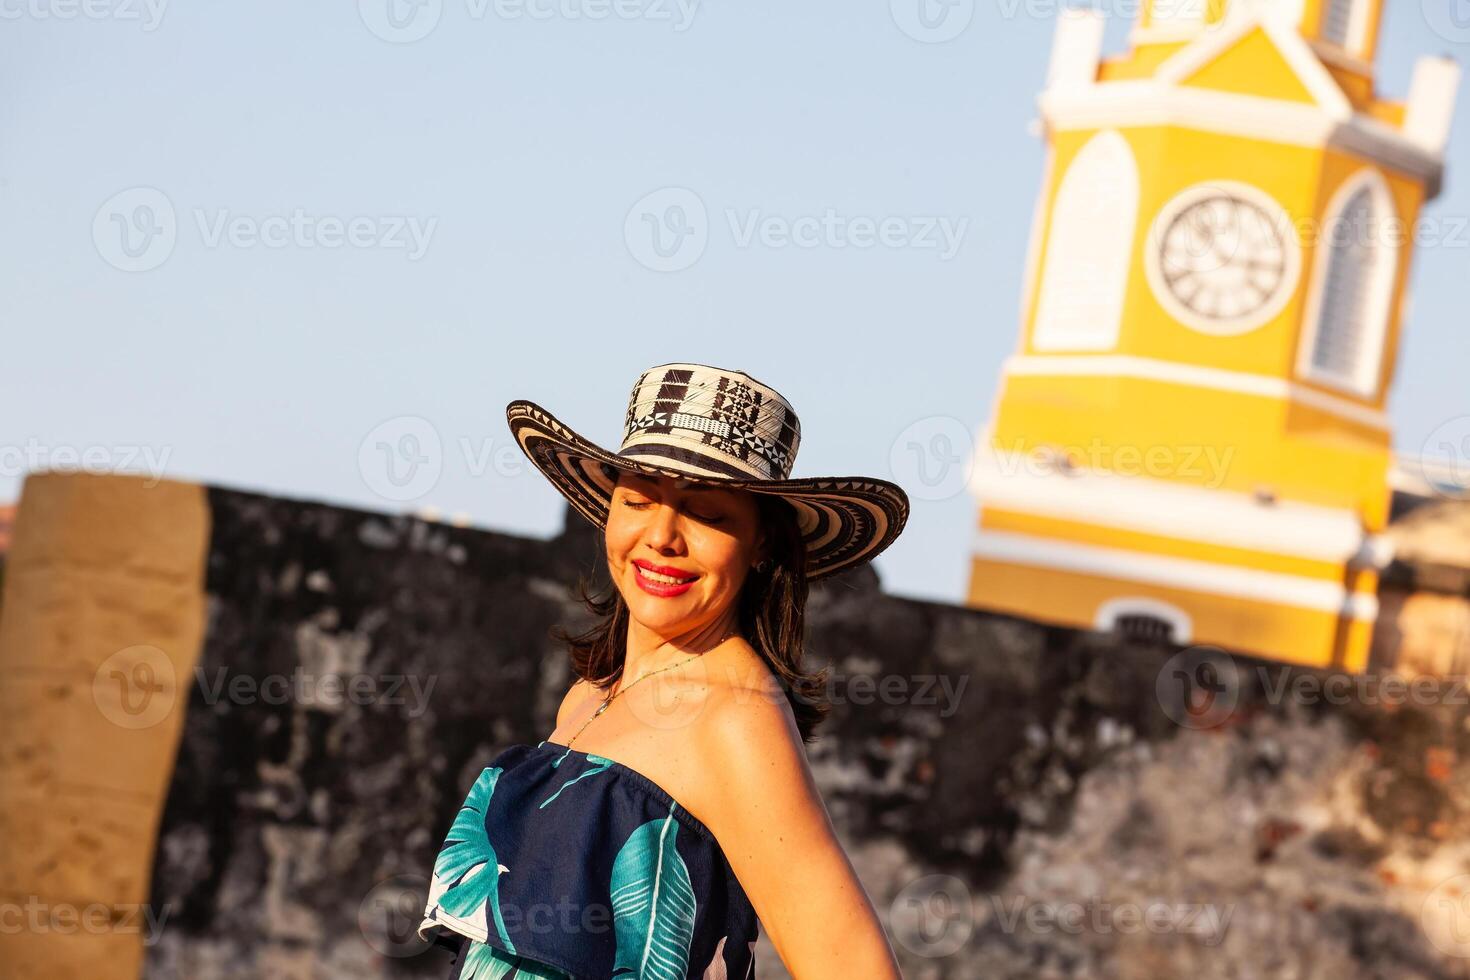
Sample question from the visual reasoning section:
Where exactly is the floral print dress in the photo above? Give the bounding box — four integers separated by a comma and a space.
418, 740, 760, 979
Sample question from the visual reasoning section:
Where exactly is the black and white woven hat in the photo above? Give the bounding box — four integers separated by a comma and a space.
506, 362, 909, 581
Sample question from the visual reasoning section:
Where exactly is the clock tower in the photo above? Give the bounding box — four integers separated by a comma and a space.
967, 0, 1460, 671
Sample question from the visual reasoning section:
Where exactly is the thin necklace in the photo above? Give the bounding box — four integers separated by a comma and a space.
565, 627, 738, 751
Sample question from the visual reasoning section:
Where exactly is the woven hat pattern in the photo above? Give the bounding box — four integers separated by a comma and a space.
506, 362, 908, 581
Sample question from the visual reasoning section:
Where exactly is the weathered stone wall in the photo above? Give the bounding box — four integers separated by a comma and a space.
131, 485, 1470, 980
3, 478, 1457, 979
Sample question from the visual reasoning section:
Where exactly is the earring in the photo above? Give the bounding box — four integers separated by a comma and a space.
754, 559, 771, 573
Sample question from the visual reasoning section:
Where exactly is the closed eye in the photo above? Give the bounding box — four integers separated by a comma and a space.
621, 499, 724, 524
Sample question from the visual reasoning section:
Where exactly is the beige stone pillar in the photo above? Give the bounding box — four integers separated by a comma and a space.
0, 472, 210, 979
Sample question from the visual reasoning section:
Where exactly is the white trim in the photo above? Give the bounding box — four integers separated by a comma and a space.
1047, 7, 1106, 92
1142, 179, 1302, 336
973, 528, 1379, 619
1037, 83, 1445, 193
1002, 353, 1389, 429
1294, 168, 1399, 399
1153, 12, 1352, 118
1097, 596, 1196, 641
1405, 56, 1462, 156
969, 441, 1369, 562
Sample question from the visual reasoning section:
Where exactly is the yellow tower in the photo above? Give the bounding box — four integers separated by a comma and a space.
968, 0, 1460, 671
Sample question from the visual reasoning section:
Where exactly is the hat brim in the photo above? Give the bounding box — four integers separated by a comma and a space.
507, 400, 908, 582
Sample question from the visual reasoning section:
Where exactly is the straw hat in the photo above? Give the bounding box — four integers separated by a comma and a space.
506, 362, 909, 581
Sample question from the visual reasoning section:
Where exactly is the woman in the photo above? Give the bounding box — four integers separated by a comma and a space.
419, 362, 910, 979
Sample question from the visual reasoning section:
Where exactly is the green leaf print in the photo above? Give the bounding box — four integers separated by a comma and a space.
436, 766, 517, 953
461, 940, 569, 980
539, 754, 615, 808
609, 800, 698, 980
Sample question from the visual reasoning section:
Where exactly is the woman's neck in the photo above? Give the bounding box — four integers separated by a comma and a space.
621, 615, 741, 686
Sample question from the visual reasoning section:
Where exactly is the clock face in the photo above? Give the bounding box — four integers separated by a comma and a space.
1146, 183, 1300, 335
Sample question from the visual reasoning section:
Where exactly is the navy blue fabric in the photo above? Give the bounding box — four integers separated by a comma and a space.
419, 740, 760, 979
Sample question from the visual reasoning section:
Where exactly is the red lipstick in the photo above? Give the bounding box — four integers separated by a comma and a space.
632, 560, 699, 597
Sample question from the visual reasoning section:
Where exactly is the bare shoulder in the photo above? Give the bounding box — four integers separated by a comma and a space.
690, 649, 819, 832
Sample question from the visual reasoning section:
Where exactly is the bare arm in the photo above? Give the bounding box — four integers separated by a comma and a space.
698, 694, 903, 979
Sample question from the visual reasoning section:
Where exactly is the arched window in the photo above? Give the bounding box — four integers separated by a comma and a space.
1032, 130, 1139, 352
1320, 0, 1366, 52
1299, 171, 1398, 398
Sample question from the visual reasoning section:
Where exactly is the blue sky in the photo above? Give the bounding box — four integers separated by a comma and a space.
2, 0, 1466, 603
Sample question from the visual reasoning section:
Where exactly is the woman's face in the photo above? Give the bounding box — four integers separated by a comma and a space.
606, 470, 766, 638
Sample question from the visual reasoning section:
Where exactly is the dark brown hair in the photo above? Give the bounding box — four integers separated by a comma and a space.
551, 470, 830, 743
